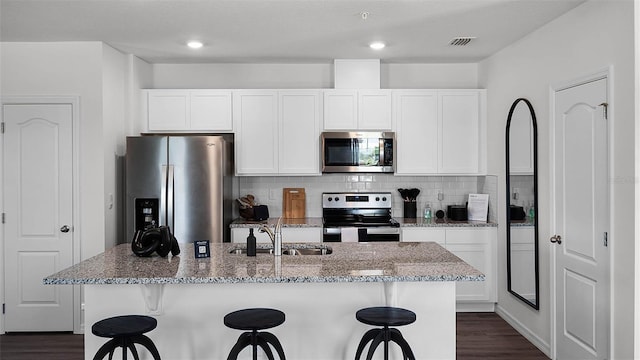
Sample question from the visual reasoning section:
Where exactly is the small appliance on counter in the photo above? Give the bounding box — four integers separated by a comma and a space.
447, 205, 468, 221
509, 205, 526, 221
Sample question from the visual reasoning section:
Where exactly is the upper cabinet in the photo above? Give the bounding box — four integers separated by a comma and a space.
323, 90, 392, 130
145, 89, 233, 132
234, 90, 321, 176
394, 89, 486, 175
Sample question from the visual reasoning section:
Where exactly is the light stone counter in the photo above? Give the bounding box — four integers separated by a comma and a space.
45, 242, 483, 285
47, 242, 482, 360
230, 217, 497, 228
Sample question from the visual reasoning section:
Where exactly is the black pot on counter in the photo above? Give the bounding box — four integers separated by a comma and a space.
447, 205, 468, 221
509, 205, 526, 221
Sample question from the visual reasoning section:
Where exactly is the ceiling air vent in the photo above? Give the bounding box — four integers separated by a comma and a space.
449, 37, 476, 46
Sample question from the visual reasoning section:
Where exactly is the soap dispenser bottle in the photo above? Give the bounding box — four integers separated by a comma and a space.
247, 228, 256, 256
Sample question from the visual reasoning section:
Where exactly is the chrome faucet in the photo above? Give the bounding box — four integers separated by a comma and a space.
259, 217, 283, 256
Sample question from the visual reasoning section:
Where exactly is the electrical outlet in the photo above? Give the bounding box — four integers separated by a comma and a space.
436, 190, 444, 201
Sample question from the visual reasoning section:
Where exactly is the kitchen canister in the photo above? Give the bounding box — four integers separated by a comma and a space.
403, 201, 417, 218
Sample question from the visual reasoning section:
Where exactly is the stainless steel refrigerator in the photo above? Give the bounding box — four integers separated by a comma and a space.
125, 135, 233, 244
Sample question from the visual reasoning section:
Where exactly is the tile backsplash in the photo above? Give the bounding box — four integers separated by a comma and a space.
237, 174, 498, 222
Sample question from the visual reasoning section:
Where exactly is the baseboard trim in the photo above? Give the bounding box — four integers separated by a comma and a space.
456, 302, 495, 312
495, 304, 552, 358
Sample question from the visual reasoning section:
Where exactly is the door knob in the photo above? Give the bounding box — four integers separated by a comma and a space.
550, 235, 562, 244
60, 225, 70, 233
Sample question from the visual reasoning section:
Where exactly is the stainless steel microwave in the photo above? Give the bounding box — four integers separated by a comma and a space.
321, 131, 395, 173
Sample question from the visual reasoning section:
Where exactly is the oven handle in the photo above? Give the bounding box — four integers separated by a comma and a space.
323, 227, 400, 235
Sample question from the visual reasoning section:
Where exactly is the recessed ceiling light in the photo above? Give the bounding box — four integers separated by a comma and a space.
187, 41, 203, 49
369, 42, 385, 50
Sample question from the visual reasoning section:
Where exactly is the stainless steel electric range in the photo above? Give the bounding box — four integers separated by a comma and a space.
322, 192, 400, 242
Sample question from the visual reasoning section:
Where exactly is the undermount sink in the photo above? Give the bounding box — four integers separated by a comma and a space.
229, 246, 332, 256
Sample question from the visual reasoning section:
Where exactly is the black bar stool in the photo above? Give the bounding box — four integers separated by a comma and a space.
224, 308, 286, 360
354, 306, 417, 360
91, 315, 161, 360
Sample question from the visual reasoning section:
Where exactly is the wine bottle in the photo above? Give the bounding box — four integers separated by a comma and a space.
247, 228, 257, 256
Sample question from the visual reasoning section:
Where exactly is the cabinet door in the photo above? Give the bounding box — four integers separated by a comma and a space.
438, 91, 480, 174
190, 90, 233, 131
323, 90, 357, 130
358, 90, 392, 130
231, 227, 322, 243
147, 90, 189, 130
393, 90, 438, 174
401, 227, 445, 245
445, 228, 495, 303
279, 91, 321, 175
234, 90, 279, 175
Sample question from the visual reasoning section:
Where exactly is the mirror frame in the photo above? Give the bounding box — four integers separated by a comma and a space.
505, 98, 539, 310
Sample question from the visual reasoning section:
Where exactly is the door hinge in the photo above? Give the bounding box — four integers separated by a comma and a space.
1, 213, 4, 224
599, 102, 608, 120
604, 232, 608, 247
2, 303, 5, 314
1, 122, 4, 134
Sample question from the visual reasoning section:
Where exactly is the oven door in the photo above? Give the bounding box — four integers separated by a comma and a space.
323, 227, 400, 242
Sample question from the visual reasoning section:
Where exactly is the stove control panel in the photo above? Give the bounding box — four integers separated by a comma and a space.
322, 192, 392, 209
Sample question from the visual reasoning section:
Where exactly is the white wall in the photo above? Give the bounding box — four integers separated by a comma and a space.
0, 42, 107, 260
479, 1, 635, 358
101, 44, 128, 250
151, 63, 478, 89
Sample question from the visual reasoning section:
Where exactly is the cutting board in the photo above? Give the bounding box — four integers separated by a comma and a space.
282, 188, 306, 219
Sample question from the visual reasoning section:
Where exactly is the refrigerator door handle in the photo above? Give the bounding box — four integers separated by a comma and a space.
167, 165, 175, 231
160, 165, 168, 227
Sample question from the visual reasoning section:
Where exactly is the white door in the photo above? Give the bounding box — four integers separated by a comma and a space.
552, 78, 609, 359
3, 104, 74, 331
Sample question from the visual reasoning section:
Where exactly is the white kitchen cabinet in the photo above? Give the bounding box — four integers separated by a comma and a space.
446, 228, 496, 311
234, 90, 279, 174
393, 90, 438, 174
358, 90, 392, 130
279, 91, 321, 175
234, 90, 321, 175
145, 89, 233, 131
438, 90, 483, 174
231, 227, 322, 243
400, 226, 496, 311
400, 227, 445, 245
323, 90, 392, 130
393, 89, 486, 175
323, 90, 357, 130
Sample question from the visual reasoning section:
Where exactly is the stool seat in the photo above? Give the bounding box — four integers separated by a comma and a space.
224, 308, 285, 331
356, 307, 416, 327
355, 307, 416, 360
91, 315, 161, 360
92, 315, 157, 338
224, 308, 286, 360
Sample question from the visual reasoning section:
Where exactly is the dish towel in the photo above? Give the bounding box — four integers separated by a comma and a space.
341, 227, 359, 242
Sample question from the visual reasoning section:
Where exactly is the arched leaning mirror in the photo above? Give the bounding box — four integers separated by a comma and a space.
505, 98, 539, 310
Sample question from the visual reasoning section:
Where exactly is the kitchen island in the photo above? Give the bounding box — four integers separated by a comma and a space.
46, 242, 483, 360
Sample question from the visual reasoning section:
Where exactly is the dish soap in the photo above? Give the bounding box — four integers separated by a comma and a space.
246, 228, 256, 256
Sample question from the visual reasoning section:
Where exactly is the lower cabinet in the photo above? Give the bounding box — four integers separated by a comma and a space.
231, 227, 322, 244
400, 227, 496, 311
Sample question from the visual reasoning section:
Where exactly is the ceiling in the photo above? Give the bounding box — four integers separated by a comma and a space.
0, 0, 585, 64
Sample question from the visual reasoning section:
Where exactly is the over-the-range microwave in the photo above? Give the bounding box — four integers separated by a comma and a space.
321, 131, 395, 173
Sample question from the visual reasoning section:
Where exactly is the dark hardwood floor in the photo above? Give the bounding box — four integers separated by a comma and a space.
0, 313, 548, 359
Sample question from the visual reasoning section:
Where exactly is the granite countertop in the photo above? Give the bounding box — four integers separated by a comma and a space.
44, 242, 484, 285
230, 217, 323, 228
396, 218, 497, 227
231, 217, 496, 228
